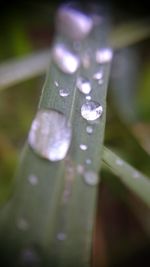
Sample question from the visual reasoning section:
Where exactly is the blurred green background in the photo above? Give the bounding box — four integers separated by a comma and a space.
0, 1, 150, 267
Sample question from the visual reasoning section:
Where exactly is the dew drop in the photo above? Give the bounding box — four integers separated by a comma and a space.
54, 81, 59, 87
116, 158, 123, 166
57, 6, 93, 40
28, 109, 72, 161
57, 232, 66, 241
93, 71, 103, 80
17, 218, 29, 231
19, 248, 40, 267
96, 48, 113, 64
82, 53, 91, 69
85, 158, 92, 165
86, 125, 93, 134
59, 88, 70, 97
52, 44, 80, 74
76, 77, 91, 95
133, 171, 140, 179
84, 171, 99, 186
77, 164, 84, 174
81, 101, 103, 121
28, 174, 38, 186
86, 95, 92, 101
80, 144, 87, 151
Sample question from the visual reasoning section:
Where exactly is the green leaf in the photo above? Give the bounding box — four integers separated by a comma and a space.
103, 147, 150, 207
0, 7, 112, 267
0, 20, 149, 91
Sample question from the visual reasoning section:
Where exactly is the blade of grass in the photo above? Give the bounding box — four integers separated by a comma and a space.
0, 49, 50, 91
103, 147, 150, 207
0, 6, 112, 267
0, 20, 149, 91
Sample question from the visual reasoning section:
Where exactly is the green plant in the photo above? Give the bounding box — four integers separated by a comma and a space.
0, 3, 150, 267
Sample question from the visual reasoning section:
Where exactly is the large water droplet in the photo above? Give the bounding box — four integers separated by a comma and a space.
77, 77, 91, 95
86, 125, 93, 134
96, 48, 113, 64
28, 109, 72, 161
83, 171, 99, 186
19, 248, 40, 267
80, 144, 88, 151
81, 101, 103, 121
52, 44, 80, 74
28, 174, 38, 186
17, 218, 29, 231
59, 88, 70, 97
57, 6, 93, 40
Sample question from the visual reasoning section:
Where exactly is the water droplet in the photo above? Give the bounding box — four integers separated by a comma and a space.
28, 109, 72, 161
17, 218, 29, 231
116, 158, 123, 166
81, 101, 103, 121
93, 71, 103, 80
19, 248, 40, 266
133, 171, 140, 179
98, 79, 103, 85
57, 232, 66, 241
86, 125, 93, 134
76, 77, 91, 95
59, 88, 70, 97
28, 174, 38, 186
52, 44, 80, 74
85, 158, 92, 165
57, 6, 93, 40
96, 48, 113, 63
82, 53, 91, 68
83, 171, 99, 186
54, 81, 59, 87
77, 164, 84, 174
80, 144, 87, 151
86, 95, 92, 101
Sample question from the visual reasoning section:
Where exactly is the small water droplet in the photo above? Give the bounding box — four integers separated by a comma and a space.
81, 101, 103, 121
17, 218, 29, 231
77, 164, 84, 174
80, 144, 88, 151
57, 6, 93, 40
28, 109, 72, 161
19, 248, 40, 266
98, 79, 103, 85
86, 95, 92, 101
59, 88, 70, 97
93, 71, 103, 80
133, 171, 140, 179
54, 81, 59, 87
82, 53, 91, 68
52, 44, 80, 74
85, 158, 92, 165
84, 171, 99, 186
116, 158, 123, 166
28, 174, 38, 186
57, 232, 66, 241
86, 125, 93, 134
76, 77, 91, 95
96, 48, 113, 63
